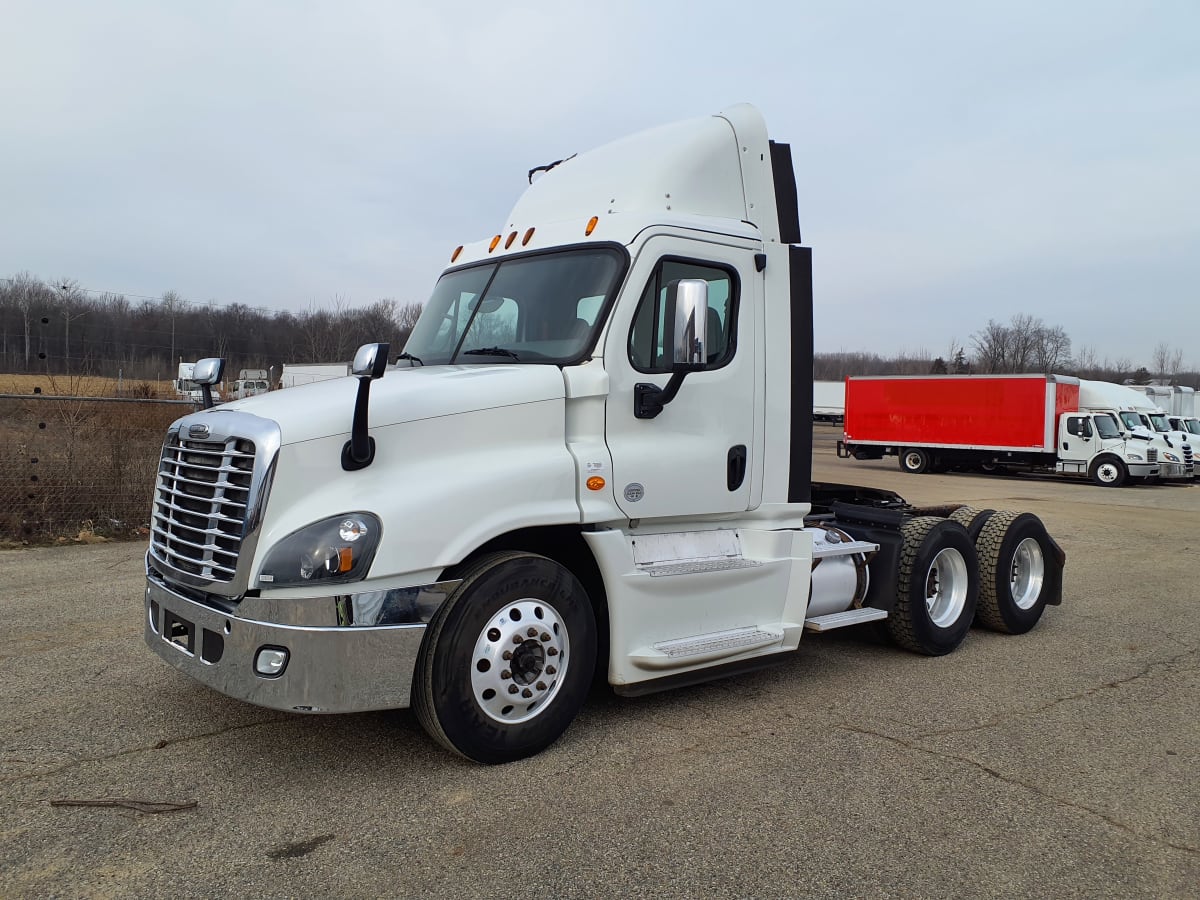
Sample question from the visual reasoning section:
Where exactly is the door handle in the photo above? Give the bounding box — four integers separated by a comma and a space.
727, 445, 747, 491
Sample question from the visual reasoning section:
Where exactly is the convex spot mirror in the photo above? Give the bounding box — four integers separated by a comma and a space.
191, 358, 224, 385
670, 278, 708, 371
352, 343, 389, 379
468, 295, 506, 315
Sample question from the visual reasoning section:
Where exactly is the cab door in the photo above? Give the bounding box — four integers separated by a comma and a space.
1059, 415, 1094, 462
603, 235, 761, 520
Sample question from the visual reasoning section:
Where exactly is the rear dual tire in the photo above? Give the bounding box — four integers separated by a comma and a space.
974, 511, 1058, 634
886, 517, 978, 655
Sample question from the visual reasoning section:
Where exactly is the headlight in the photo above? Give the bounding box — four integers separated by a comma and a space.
1163, 452, 1180, 462
258, 513, 381, 587
1127, 453, 1144, 461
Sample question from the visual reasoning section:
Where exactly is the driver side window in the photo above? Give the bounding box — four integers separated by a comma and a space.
628, 259, 738, 374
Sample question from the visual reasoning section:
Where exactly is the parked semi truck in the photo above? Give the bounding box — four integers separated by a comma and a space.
174, 361, 221, 404
279, 362, 352, 388
230, 369, 271, 400
837, 373, 1159, 487
1078, 380, 1193, 480
812, 380, 846, 423
143, 105, 1066, 763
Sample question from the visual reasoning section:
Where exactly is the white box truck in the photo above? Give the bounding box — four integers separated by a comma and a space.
279, 363, 352, 388
812, 380, 845, 423
1079, 380, 1193, 480
143, 105, 1066, 762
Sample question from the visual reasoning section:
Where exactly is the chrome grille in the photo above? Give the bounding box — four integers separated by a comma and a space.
1147, 447, 1157, 463
150, 434, 257, 582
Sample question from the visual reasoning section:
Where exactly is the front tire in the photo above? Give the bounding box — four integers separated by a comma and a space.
1089, 456, 1128, 487
886, 517, 978, 656
975, 512, 1059, 634
413, 552, 597, 763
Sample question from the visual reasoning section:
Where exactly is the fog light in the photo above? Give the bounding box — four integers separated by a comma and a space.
255, 646, 289, 677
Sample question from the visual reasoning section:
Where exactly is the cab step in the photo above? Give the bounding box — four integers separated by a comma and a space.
632, 529, 763, 577
630, 626, 784, 670
803, 607, 888, 632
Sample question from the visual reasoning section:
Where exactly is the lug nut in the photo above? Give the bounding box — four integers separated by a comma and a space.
547, 647, 558, 656
536, 681, 547, 691
512, 635, 523, 644
521, 688, 533, 698
502, 650, 513, 660
508, 684, 519, 694
545, 665, 556, 675
540, 632, 551, 642
527, 627, 538, 637
501, 670, 511, 680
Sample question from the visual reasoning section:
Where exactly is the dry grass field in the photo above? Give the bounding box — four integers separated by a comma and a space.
0, 373, 176, 398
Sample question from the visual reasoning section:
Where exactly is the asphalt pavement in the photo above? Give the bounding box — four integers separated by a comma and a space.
2, 428, 1197, 897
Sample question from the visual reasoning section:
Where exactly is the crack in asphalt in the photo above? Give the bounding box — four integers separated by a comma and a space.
836, 721, 1200, 856
914, 647, 1199, 740
0, 717, 287, 784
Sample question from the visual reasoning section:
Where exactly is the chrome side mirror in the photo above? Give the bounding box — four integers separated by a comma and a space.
192, 357, 225, 409
343, 342, 390, 471
671, 279, 708, 369
635, 279, 710, 419
352, 343, 389, 379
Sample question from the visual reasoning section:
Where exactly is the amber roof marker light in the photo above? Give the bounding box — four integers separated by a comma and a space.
450, 245, 463, 262
522, 227, 535, 246
488, 234, 502, 252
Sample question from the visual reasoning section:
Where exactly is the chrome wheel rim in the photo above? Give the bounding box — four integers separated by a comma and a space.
1096, 463, 1119, 483
471, 599, 568, 725
924, 547, 969, 628
1010, 537, 1045, 610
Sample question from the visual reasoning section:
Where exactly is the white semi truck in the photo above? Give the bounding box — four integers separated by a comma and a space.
174, 361, 221, 404
1078, 380, 1193, 480
143, 105, 1066, 763
812, 380, 845, 423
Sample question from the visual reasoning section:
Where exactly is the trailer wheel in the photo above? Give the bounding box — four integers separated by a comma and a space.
948, 506, 996, 542
1088, 456, 1128, 487
886, 517, 978, 655
899, 448, 931, 474
413, 552, 596, 763
975, 511, 1058, 634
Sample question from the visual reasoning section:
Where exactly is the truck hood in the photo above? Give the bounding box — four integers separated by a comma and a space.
202, 364, 566, 445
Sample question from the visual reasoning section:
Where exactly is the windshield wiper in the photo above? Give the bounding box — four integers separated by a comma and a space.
462, 347, 520, 360
395, 352, 423, 366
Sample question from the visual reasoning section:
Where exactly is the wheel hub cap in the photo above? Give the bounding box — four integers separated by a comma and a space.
924, 547, 969, 628
471, 599, 569, 724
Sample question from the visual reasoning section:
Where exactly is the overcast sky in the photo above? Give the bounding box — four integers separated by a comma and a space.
3, 1, 1197, 366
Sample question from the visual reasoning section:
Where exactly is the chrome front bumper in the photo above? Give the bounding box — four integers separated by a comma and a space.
144, 576, 441, 713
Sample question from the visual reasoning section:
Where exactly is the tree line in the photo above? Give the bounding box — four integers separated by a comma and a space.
3, 273, 1196, 390
815, 313, 1199, 389
0, 273, 422, 384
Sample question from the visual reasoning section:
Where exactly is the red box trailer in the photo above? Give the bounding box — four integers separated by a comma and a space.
844, 374, 1078, 451
837, 374, 1158, 486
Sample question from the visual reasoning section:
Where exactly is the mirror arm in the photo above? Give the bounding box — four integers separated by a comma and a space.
341, 342, 389, 471
634, 371, 689, 420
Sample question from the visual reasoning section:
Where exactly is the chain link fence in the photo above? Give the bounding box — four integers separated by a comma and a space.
0, 395, 191, 545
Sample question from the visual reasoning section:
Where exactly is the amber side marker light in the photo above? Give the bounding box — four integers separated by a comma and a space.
586, 476, 605, 491
450, 245, 463, 262
522, 227, 535, 246
488, 235, 502, 252
504, 231, 517, 249
585, 216, 598, 236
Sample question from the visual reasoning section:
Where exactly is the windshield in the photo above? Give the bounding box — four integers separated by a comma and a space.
1094, 414, 1121, 439
404, 248, 625, 365
1118, 411, 1142, 430
1187, 419, 1200, 435
1148, 413, 1171, 432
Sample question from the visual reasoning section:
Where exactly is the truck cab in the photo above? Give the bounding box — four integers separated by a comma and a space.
143, 105, 1066, 762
